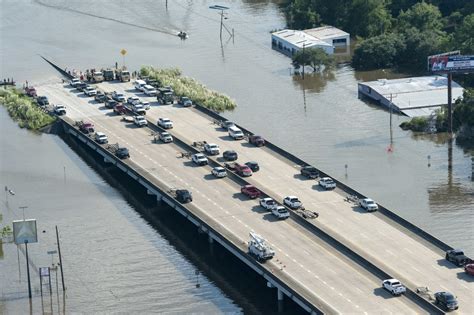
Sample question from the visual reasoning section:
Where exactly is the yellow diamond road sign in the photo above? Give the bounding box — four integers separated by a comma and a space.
121, 49, 127, 56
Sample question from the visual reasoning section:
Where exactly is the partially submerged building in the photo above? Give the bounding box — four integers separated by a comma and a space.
271, 26, 350, 57
358, 76, 464, 117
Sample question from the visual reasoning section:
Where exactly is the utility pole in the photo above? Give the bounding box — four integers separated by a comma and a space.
20, 206, 28, 221
447, 73, 453, 136
56, 226, 66, 291
302, 43, 306, 80
25, 241, 32, 299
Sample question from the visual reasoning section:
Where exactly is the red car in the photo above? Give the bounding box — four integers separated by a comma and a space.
113, 104, 126, 115
241, 185, 261, 199
465, 263, 474, 276
25, 87, 37, 98
234, 163, 253, 177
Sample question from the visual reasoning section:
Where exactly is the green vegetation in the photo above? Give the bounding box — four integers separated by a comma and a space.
0, 87, 56, 130
284, 0, 474, 74
292, 48, 335, 72
140, 66, 236, 112
453, 89, 474, 144
400, 116, 429, 132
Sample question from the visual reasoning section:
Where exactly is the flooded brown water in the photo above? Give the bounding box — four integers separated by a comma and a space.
1, 0, 473, 312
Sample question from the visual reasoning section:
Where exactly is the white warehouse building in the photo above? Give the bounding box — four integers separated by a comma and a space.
271, 26, 350, 57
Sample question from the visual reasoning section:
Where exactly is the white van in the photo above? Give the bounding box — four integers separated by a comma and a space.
143, 85, 157, 96
228, 126, 244, 140
134, 80, 147, 92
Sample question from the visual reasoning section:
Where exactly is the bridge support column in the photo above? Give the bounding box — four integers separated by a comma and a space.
277, 288, 284, 312
208, 234, 214, 255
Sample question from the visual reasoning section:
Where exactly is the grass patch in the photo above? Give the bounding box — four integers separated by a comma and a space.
399, 116, 428, 132
0, 87, 56, 130
140, 66, 236, 112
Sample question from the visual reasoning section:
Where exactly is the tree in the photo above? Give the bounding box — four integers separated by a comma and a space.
453, 88, 474, 143
453, 14, 474, 54
285, 0, 321, 29
397, 2, 444, 32
347, 0, 392, 37
352, 33, 405, 70
292, 47, 335, 72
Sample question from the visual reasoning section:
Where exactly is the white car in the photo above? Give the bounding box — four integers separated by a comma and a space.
158, 118, 173, 129
69, 78, 81, 87
112, 92, 126, 102
283, 196, 302, 209
159, 132, 173, 143
54, 104, 66, 115
143, 85, 157, 96
94, 132, 108, 144
141, 101, 150, 110
132, 103, 146, 115
272, 206, 290, 220
211, 167, 227, 178
319, 177, 336, 190
127, 96, 140, 105
134, 79, 146, 91
192, 153, 208, 166
259, 198, 277, 210
382, 279, 406, 296
204, 143, 220, 155
84, 86, 97, 96
359, 198, 378, 212
133, 115, 148, 127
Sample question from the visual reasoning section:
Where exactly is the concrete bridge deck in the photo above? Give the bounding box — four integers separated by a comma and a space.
35, 80, 473, 314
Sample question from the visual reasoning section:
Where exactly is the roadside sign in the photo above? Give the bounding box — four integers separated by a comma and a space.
39, 267, 50, 277
47, 250, 57, 255
12, 219, 37, 244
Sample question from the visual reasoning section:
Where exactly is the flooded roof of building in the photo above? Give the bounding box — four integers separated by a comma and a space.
303, 26, 349, 40
272, 29, 332, 49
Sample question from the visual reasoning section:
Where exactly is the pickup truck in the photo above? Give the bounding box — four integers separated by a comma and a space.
113, 104, 126, 115
445, 249, 470, 266
382, 279, 406, 296
319, 177, 336, 190
249, 135, 265, 147
158, 118, 173, 129
300, 166, 319, 179
272, 206, 290, 220
259, 198, 277, 210
94, 132, 108, 144
127, 96, 140, 105
204, 143, 220, 155
78, 121, 94, 134
133, 115, 148, 127
359, 198, 378, 212
69, 78, 81, 87
94, 92, 107, 103
211, 166, 227, 178
241, 185, 261, 199
115, 147, 130, 159
178, 96, 193, 107
84, 86, 97, 96
131, 103, 146, 115
37, 96, 49, 106
54, 104, 66, 115
283, 196, 302, 209
159, 132, 173, 143
112, 92, 126, 102
234, 163, 252, 177
192, 153, 208, 166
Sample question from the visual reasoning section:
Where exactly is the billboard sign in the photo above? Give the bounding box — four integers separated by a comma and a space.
13, 219, 38, 244
428, 53, 474, 73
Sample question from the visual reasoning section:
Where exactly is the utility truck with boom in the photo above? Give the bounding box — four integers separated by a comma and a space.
248, 232, 275, 262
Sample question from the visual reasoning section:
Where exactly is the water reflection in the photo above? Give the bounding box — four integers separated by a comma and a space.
292, 70, 336, 93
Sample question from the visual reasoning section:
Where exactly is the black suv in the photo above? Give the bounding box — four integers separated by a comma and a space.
223, 150, 238, 161
434, 292, 459, 311
445, 249, 470, 267
115, 147, 130, 159
176, 189, 192, 203
245, 161, 260, 172
36, 96, 49, 106
301, 166, 319, 179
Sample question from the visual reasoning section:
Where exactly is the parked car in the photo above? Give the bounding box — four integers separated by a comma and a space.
176, 189, 192, 203
434, 292, 459, 311
105, 99, 118, 109
192, 153, 208, 166
178, 96, 193, 107
133, 115, 148, 127
228, 126, 244, 140
204, 143, 220, 155
94, 92, 107, 103
359, 198, 378, 212
446, 249, 470, 267
54, 104, 66, 115
211, 166, 227, 178
78, 121, 94, 134
69, 78, 81, 87
249, 135, 265, 147
283, 196, 302, 209
25, 86, 37, 98
112, 91, 126, 102
143, 85, 157, 96
94, 132, 108, 144
464, 263, 474, 276
241, 185, 261, 199
234, 163, 252, 177
134, 79, 147, 91
319, 177, 336, 190
158, 117, 173, 129
159, 132, 173, 143
141, 101, 150, 110
37, 96, 49, 106
115, 147, 130, 159
272, 206, 290, 220
300, 166, 319, 179
223, 150, 238, 161
131, 103, 146, 115
245, 161, 260, 172
127, 96, 140, 105
382, 279, 406, 296
221, 121, 235, 130
260, 198, 277, 210
75, 82, 87, 91
84, 86, 97, 96
113, 104, 126, 115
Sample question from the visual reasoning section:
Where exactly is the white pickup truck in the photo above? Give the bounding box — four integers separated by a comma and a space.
259, 198, 277, 210
54, 104, 66, 115
319, 177, 336, 190
359, 198, 378, 212
204, 143, 220, 155
131, 103, 146, 115
382, 279, 406, 296
133, 115, 148, 127
272, 206, 290, 220
158, 118, 173, 129
283, 196, 302, 209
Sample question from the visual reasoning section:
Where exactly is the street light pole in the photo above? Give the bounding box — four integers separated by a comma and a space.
56, 226, 66, 291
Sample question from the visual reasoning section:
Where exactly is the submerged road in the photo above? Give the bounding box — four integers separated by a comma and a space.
36, 80, 473, 314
